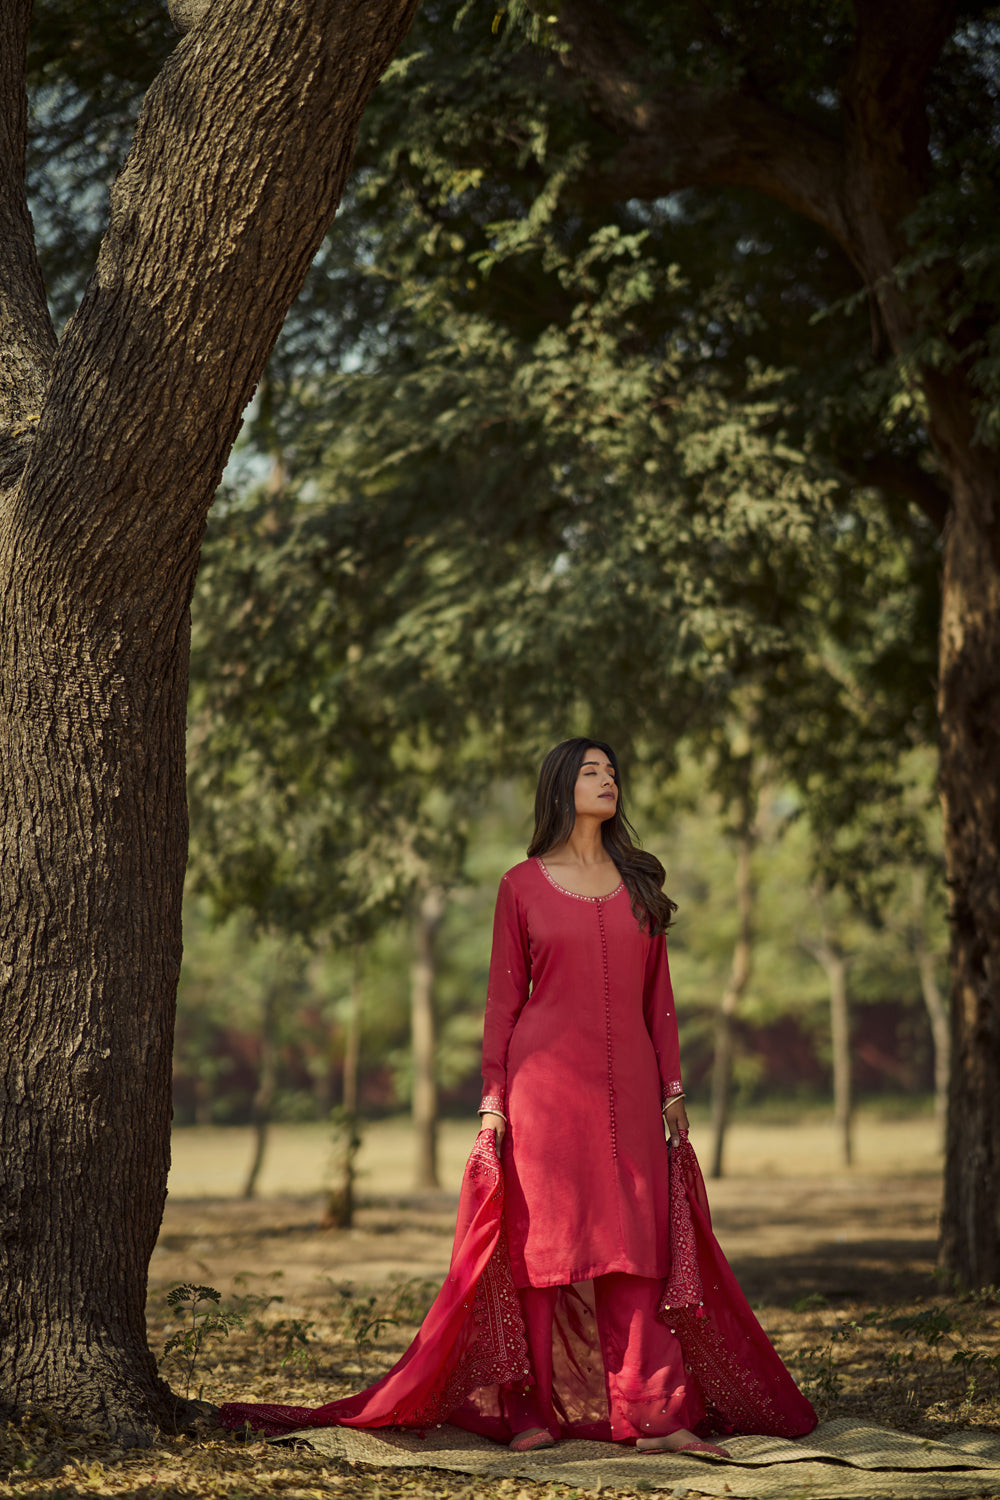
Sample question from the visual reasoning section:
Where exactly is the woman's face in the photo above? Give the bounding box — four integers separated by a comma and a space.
573, 747, 618, 823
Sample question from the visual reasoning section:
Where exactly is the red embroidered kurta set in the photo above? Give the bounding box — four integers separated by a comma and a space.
218, 858, 816, 1445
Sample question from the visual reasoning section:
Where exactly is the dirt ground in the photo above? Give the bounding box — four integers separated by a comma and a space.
149, 1111, 1000, 1450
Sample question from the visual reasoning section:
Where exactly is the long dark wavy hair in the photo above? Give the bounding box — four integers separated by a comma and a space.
526, 737, 677, 935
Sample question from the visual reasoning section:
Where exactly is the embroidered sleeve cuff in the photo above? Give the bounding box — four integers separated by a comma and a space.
661, 1082, 684, 1108
478, 1092, 506, 1120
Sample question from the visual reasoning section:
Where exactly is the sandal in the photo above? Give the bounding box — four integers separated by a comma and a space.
509, 1427, 557, 1453
637, 1436, 729, 1458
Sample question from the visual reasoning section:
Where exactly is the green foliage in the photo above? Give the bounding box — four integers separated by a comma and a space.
26, 0, 173, 324
174, 752, 946, 1124
160, 1285, 246, 1401
174, 903, 318, 1124
322, 1275, 437, 1379
347, 1299, 398, 1379
181, 0, 948, 924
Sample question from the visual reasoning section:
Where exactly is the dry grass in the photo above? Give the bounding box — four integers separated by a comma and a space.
3, 1112, 998, 1500
166, 1109, 946, 1201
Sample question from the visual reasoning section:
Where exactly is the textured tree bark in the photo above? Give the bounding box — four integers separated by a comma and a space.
0, 0, 419, 1437
411, 887, 445, 1191
937, 442, 1000, 1287
537, 0, 999, 1284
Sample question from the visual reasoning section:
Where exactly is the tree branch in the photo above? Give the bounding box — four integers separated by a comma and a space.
538, 0, 955, 285
845, 0, 958, 151
9, 0, 419, 631
837, 0, 958, 262
538, 0, 852, 247
843, 450, 950, 534
0, 0, 57, 429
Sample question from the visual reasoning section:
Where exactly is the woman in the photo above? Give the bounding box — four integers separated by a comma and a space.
477, 737, 708, 1453
217, 739, 815, 1455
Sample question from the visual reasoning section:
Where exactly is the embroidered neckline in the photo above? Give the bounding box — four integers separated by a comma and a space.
535, 857, 624, 903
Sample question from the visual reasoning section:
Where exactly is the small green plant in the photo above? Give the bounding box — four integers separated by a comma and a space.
160, 1284, 246, 1400
798, 1338, 844, 1403
343, 1295, 397, 1377
795, 1296, 1000, 1416
266, 1316, 319, 1372
791, 1291, 829, 1314
950, 1347, 1000, 1401
320, 1275, 440, 1379
383, 1275, 438, 1324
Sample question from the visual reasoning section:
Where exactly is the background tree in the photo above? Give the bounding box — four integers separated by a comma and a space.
707, 743, 762, 1179
182, 114, 948, 1198
0, 0, 419, 1437
802, 905, 857, 1168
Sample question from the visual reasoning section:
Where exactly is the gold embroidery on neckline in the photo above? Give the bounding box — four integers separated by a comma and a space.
535, 857, 624, 903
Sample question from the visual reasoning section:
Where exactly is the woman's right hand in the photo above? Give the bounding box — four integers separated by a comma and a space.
480, 1111, 506, 1150
664, 1096, 689, 1146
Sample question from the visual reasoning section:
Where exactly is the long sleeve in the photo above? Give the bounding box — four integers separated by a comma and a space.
479, 874, 531, 1115
642, 932, 683, 1108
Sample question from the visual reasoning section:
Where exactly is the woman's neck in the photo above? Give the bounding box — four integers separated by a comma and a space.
549, 823, 612, 866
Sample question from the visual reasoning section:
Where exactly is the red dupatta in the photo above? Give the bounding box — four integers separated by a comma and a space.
217, 1131, 529, 1436
660, 1133, 816, 1439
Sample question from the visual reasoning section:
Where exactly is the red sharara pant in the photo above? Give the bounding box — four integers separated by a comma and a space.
504, 1274, 705, 1441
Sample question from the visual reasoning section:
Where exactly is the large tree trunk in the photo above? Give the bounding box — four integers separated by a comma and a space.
411, 887, 445, 1191
0, 0, 418, 1438
936, 440, 1000, 1286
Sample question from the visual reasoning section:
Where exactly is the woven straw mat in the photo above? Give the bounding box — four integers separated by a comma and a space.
284, 1418, 1000, 1499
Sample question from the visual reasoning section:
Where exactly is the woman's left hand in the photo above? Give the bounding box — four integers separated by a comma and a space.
664, 1097, 689, 1145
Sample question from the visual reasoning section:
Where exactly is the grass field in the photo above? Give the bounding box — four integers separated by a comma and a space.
166, 1105, 945, 1201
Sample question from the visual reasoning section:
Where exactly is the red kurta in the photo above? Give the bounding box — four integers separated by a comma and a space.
480, 858, 683, 1288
